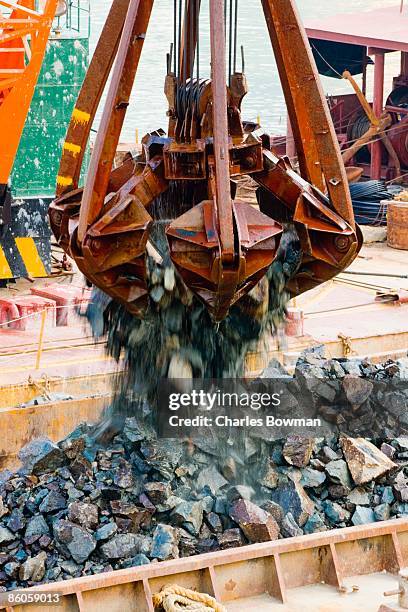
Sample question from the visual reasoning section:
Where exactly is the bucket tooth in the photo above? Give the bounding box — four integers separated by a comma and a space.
166, 200, 283, 320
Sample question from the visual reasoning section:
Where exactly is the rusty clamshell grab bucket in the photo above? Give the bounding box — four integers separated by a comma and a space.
166, 0, 282, 321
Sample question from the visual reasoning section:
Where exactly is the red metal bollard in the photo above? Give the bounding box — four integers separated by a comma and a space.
0, 299, 23, 330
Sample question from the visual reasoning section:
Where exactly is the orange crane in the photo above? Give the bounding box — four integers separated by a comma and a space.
0, 0, 65, 277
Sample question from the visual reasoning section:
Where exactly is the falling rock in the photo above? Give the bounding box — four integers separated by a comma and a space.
54, 520, 96, 564
167, 354, 193, 379
226, 486, 254, 503
100, 534, 151, 560
351, 506, 376, 526
19, 552, 47, 582
229, 499, 280, 543
341, 438, 397, 485
151, 524, 180, 560
18, 438, 65, 475
68, 502, 99, 531
342, 375, 373, 406
325, 460, 352, 489
196, 465, 228, 494
221, 457, 237, 481
281, 513, 303, 538
283, 435, 314, 468
0, 526, 15, 544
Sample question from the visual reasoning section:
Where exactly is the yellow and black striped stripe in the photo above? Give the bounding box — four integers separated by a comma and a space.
0, 236, 49, 280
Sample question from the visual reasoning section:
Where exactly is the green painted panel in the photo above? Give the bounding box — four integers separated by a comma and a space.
11, 35, 89, 199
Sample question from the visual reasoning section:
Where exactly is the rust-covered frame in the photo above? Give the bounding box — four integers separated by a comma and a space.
50, 0, 362, 321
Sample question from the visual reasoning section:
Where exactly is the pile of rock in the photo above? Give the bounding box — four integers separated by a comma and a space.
1, 352, 408, 592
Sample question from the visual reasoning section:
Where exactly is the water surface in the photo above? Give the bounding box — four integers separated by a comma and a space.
90, 0, 400, 140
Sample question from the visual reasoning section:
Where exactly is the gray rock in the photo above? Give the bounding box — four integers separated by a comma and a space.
196, 465, 228, 494
381, 443, 396, 459
348, 488, 371, 506
341, 361, 362, 376
330, 360, 346, 379
54, 520, 96, 564
283, 435, 314, 468
217, 528, 245, 549
301, 468, 326, 488
60, 560, 81, 576
172, 501, 203, 536
25, 516, 50, 539
260, 459, 279, 489
270, 477, 314, 527
325, 460, 352, 489
205, 512, 223, 533
281, 513, 303, 537
351, 506, 375, 526
19, 552, 47, 582
39, 491, 66, 514
0, 526, 15, 544
321, 446, 340, 463
382, 486, 395, 504
341, 438, 397, 485
100, 534, 151, 560
262, 501, 284, 524
68, 502, 99, 531
18, 438, 65, 475
374, 503, 391, 522
127, 554, 150, 567
342, 375, 373, 406
322, 500, 350, 525
304, 513, 327, 534
95, 523, 118, 542
229, 499, 280, 543
6, 509, 25, 532
151, 524, 180, 560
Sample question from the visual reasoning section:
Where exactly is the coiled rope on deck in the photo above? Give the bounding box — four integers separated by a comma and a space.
152, 585, 227, 612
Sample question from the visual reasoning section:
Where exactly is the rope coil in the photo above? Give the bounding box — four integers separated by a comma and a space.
152, 585, 227, 612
